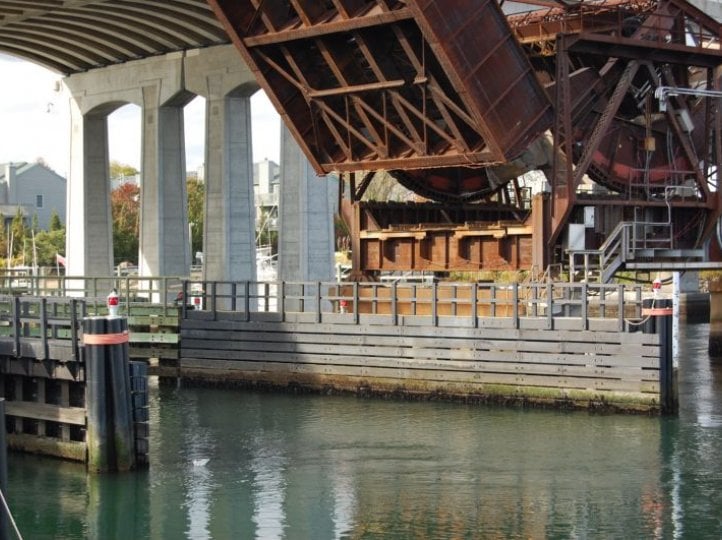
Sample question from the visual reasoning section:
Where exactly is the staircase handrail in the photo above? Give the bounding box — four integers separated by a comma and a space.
598, 221, 632, 270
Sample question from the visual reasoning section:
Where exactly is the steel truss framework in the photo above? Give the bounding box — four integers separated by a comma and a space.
207, 0, 554, 175
208, 0, 722, 277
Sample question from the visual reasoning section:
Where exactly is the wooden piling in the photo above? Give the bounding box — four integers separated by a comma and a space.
107, 317, 135, 472
643, 298, 677, 414
84, 317, 111, 473
709, 279, 722, 358
83, 316, 136, 473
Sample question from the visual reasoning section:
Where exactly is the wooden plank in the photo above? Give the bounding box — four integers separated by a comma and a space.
59, 380, 71, 441
180, 328, 659, 357
128, 315, 178, 326
37, 380, 47, 436
180, 338, 659, 368
7, 433, 86, 462
16, 340, 76, 363
5, 400, 86, 425
2, 358, 82, 381
180, 358, 659, 394
129, 332, 179, 344
12, 377, 23, 433
130, 347, 180, 360
181, 318, 660, 346
180, 348, 660, 381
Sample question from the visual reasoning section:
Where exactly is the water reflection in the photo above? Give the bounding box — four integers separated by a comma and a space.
6, 324, 722, 539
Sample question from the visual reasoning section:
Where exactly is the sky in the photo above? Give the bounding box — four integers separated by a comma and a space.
0, 53, 281, 178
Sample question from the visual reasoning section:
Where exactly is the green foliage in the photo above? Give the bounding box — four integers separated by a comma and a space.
29, 229, 65, 266
187, 178, 204, 256
109, 178, 205, 265
49, 211, 63, 231
109, 161, 139, 179
10, 208, 26, 259
112, 183, 140, 264
0, 213, 5, 261
0, 209, 66, 267
447, 270, 528, 283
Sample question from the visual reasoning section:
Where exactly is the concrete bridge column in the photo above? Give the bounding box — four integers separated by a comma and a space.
279, 126, 337, 282
66, 100, 113, 276
184, 47, 259, 284
64, 52, 186, 279
139, 87, 190, 277
202, 90, 256, 283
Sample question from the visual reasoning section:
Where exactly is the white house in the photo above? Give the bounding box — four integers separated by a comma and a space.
0, 161, 67, 229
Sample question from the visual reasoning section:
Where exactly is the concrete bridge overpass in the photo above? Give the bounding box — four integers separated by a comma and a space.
0, 0, 337, 283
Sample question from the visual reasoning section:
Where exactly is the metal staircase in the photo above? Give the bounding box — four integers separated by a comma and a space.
567, 219, 706, 283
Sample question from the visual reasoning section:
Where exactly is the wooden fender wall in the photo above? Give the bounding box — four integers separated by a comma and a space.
180, 309, 664, 413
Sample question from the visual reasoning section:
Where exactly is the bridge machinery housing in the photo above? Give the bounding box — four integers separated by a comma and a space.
210, 0, 722, 280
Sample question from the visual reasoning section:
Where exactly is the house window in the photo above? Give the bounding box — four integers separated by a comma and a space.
36, 195, 43, 208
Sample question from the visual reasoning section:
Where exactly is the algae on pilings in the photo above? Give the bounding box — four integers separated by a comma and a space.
85, 317, 111, 473
447, 270, 529, 283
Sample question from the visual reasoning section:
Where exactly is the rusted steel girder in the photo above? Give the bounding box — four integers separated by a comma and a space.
353, 201, 533, 274
508, 0, 657, 53
207, 0, 553, 176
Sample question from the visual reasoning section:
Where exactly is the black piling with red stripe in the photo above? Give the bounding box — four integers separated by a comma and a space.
84, 316, 136, 472
642, 298, 676, 414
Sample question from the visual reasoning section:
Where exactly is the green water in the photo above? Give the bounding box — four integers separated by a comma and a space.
7, 323, 722, 539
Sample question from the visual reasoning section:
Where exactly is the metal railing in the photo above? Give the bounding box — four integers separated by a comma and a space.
0, 274, 184, 317
0, 275, 647, 331
0, 296, 87, 363
568, 219, 674, 282
182, 279, 646, 331
511, 5, 719, 53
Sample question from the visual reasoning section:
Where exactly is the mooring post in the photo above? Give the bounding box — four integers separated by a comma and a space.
107, 317, 135, 472
643, 298, 677, 414
708, 278, 722, 357
83, 313, 136, 472
84, 317, 111, 473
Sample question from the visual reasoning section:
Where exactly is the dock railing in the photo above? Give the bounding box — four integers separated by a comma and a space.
0, 274, 184, 317
0, 275, 649, 331
182, 280, 646, 332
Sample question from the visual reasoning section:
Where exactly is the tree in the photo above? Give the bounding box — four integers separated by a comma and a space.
187, 178, 204, 258
361, 171, 414, 202
31, 228, 65, 267
109, 178, 205, 265
256, 207, 278, 253
49, 211, 63, 232
0, 214, 6, 267
111, 183, 140, 264
10, 207, 26, 261
110, 161, 139, 180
